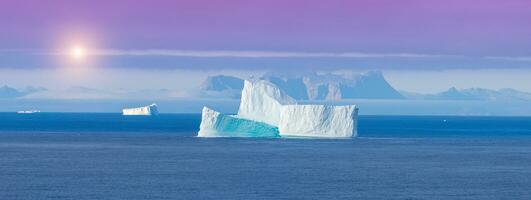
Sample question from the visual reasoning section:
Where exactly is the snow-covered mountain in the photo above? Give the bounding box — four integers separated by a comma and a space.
201, 71, 404, 100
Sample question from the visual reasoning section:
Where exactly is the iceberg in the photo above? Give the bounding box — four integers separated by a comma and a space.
17, 110, 41, 114
122, 103, 159, 116
197, 80, 358, 138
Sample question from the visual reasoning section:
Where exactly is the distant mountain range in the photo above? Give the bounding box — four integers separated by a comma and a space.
201, 72, 531, 101
5, 72, 530, 102
261, 71, 404, 100
200, 75, 245, 99
0, 85, 46, 99
201, 71, 404, 100
402, 87, 531, 101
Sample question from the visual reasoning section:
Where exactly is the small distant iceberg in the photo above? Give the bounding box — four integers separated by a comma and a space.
122, 103, 159, 116
17, 110, 41, 114
198, 80, 359, 138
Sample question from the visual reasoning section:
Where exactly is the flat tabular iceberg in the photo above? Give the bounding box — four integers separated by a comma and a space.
198, 79, 358, 138
122, 104, 159, 116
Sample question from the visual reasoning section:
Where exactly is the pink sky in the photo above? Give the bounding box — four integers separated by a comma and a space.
1, 0, 530, 56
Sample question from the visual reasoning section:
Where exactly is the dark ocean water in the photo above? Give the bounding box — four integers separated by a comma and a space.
1, 113, 531, 199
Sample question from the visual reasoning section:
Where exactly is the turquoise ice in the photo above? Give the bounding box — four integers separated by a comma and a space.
197, 107, 279, 137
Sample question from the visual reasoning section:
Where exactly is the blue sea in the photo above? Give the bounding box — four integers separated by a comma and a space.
1, 113, 531, 199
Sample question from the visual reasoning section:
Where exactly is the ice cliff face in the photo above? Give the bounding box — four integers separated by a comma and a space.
279, 105, 358, 137
237, 80, 296, 126
198, 80, 358, 138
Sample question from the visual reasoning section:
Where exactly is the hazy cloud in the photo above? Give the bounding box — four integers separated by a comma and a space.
83, 49, 457, 59
2, 49, 531, 70
0, 48, 456, 59
484, 56, 531, 62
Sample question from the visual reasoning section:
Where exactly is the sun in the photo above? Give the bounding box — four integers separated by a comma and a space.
71, 46, 86, 59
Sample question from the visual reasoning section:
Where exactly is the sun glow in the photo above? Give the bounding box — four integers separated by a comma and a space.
71, 46, 86, 59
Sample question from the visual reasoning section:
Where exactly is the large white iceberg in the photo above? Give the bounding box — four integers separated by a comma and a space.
197, 80, 358, 138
